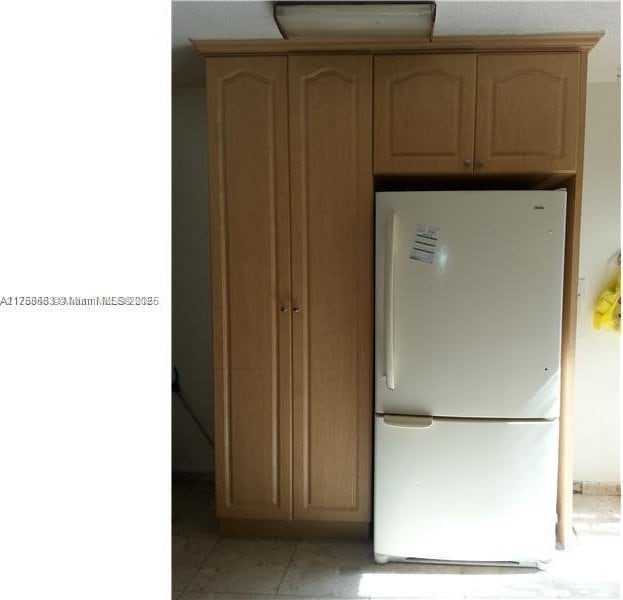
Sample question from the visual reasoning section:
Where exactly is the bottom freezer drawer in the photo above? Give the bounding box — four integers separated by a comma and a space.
373, 415, 558, 565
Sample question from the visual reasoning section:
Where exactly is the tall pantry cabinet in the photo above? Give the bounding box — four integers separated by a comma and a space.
206, 55, 373, 532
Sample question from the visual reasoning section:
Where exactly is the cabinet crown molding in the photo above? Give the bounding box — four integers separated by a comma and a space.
192, 33, 603, 57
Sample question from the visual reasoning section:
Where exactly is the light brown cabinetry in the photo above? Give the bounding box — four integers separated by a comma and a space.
206, 56, 293, 520
199, 34, 599, 545
374, 52, 581, 175
207, 55, 372, 528
475, 53, 581, 173
374, 54, 477, 174
289, 56, 373, 522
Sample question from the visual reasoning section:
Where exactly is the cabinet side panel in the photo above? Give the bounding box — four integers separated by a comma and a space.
290, 55, 373, 522
558, 51, 589, 550
207, 56, 292, 520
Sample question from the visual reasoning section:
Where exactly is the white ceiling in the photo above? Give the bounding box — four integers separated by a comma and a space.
172, 0, 621, 85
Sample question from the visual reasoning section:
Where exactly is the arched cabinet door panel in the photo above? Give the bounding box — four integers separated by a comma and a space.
206, 56, 292, 520
374, 54, 477, 174
288, 55, 373, 523
475, 53, 581, 173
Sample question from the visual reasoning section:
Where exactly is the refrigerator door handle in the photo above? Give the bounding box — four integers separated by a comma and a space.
383, 415, 434, 428
384, 211, 396, 390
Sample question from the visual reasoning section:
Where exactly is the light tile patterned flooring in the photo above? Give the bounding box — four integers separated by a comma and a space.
173, 482, 620, 600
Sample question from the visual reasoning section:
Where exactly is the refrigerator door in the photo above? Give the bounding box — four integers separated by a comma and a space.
373, 415, 559, 565
375, 191, 566, 418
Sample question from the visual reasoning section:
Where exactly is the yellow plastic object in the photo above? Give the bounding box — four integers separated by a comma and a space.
593, 271, 621, 331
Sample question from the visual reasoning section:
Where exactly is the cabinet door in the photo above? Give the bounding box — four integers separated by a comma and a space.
374, 54, 477, 174
475, 53, 580, 173
207, 57, 292, 520
289, 55, 373, 522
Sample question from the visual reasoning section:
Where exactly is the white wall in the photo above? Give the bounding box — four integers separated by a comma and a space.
171, 82, 621, 483
172, 85, 214, 475
573, 82, 621, 484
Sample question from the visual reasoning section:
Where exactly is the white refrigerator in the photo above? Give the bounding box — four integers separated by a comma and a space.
374, 190, 566, 568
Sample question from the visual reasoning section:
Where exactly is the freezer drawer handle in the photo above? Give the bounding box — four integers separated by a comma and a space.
384, 211, 396, 390
383, 415, 434, 428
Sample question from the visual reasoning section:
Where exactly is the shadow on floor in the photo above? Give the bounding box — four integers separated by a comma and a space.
172, 482, 621, 600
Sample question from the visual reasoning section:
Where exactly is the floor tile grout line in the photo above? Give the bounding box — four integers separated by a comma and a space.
172, 481, 220, 597
178, 533, 221, 597
274, 539, 299, 597
174, 485, 620, 600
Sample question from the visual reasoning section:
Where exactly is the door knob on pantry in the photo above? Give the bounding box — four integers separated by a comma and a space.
464, 159, 472, 167
279, 304, 289, 313
292, 305, 300, 313
476, 160, 484, 168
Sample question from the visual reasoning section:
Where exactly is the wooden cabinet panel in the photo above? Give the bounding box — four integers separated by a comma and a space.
289, 55, 373, 522
374, 54, 477, 174
207, 56, 292, 520
475, 53, 580, 173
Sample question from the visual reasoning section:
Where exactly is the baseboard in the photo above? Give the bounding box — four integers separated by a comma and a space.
173, 475, 620, 496
219, 518, 371, 540
573, 481, 621, 495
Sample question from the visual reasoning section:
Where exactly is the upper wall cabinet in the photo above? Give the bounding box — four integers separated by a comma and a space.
374, 52, 581, 175
475, 53, 581, 174
374, 54, 477, 174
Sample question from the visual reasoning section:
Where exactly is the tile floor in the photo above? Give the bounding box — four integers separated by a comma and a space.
172, 482, 620, 600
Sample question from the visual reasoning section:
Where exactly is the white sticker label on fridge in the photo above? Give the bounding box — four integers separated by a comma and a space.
409, 224, 441, 264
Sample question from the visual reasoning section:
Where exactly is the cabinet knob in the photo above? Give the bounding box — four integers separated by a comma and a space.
476, 160, 484, 168
279, 304, 289, 313
292, 305, 300, 313
464, 159, 472, 167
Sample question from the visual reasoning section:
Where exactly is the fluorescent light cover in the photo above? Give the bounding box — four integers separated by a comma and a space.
274, 2, 435, 39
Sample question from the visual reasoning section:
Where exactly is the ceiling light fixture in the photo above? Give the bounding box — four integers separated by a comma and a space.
274, 2, 436, 40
